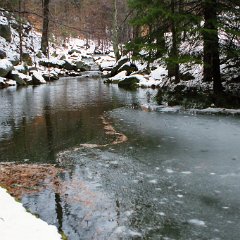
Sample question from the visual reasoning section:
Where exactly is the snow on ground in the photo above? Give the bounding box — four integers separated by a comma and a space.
150, 66, 168, 80
0, 187, 62, 240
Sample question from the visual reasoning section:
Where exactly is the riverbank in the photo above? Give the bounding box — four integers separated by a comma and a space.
0, 163, 65, 239
0, 186, 62, 240
0, 9, 103, 89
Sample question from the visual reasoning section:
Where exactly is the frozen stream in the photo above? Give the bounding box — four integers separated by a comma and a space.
0, 76, 240, 239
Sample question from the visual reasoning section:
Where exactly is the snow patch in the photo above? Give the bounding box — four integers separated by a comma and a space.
0, 187, 62, 240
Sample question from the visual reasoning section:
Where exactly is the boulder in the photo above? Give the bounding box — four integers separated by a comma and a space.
75, 60, 91, 71
22, 52, 33, 66
42, 70, 59, 81
68, 49, 81, 55
15, 64, 29, 74
117, 62, 138, 75
118, 76, 140, 89
0, 17, 11, 42
105, 70, 127, 84
32, 71, 46, 85
7, 70, 29, 85
75, 60, 85, 70
0, 59, 14, 77
59, 54, 66, 60
39, 58, 65, 68
180, 72, 195, 81
51, 51, 58, 57
63, 60, 76, 71
110, 56, 129, 76
5, 79, 16, 86
36, 51, 43, 59
0, 77, 8, 88
8, 55, 20, 66
0, 50, 7, 59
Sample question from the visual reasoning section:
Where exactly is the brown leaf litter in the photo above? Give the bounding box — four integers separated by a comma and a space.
0, 163, 63, 200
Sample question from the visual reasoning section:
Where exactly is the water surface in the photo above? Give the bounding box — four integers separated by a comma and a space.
0, 77, 240, 239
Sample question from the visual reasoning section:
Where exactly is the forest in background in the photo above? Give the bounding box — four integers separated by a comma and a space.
0, 0, 240, 107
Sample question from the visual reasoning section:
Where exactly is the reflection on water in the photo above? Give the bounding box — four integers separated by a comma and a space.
0, 78, 154, 163
1, 77, 240, 239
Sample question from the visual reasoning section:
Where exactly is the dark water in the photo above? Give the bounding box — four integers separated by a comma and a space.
1, 76, 240, 240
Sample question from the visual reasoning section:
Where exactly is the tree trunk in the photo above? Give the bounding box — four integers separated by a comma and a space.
41, 0, 50, 56
203, 0, 223, 93
18, 0, 23, 63
167, 0, 180, 83
112, 0, 121, 61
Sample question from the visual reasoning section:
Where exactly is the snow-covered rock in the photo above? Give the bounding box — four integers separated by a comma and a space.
0, 187, 62, 240
32, 71, 46, 85
75, 60, 91, 71
39, 58, 65, 68
5, 79, 16, 86
117, 62, 138, 75
42, 70, 59, 81
106, 70, 128, 83
9, 70, 31, 85
0, 16, 11, 42
62, 59, 76, 71
110, 56, 129, 76
96, 56, 116, 70
0, 76, 8, 88
8, 54, 20, 66
15, 64, 28, 74
0, 59, 13, 77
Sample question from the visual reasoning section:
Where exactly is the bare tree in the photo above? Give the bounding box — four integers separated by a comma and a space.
41, 0, 50, 56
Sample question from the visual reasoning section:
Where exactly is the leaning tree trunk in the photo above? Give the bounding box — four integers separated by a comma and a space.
203, 0, 223, 93
41, 0, 50, 56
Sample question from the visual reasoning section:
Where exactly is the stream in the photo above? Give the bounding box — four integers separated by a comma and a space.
0, 74, 240, 239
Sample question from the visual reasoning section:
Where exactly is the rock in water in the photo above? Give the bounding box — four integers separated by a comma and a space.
118, 76, 140, 89
32, 71, 46, 85
8, 70, 30, 86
